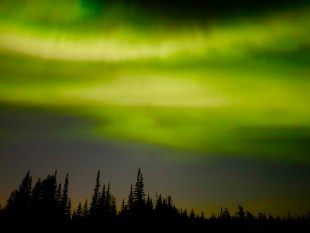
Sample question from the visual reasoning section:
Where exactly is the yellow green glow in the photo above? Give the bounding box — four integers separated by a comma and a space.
1, 7, 310, 61
0, 2, 309, 162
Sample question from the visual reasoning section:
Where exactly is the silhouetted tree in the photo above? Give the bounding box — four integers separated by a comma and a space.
67, 198, 72, 219
2, 169, 310, 232
4, 190, 18, 218
155, 193, 163, 213
133, 168, 145, 208
72, 209, 77, 221
30, 178, 42, 219
72, 202, 81, 222
103, 183, 117, 223
200, 211, 205, 220
76, 202, 82, 220
56, 183, 62, 208
146, 194, 153, 214
90, 170, 101, 219
4, 171, 32, 220
121, 198, 126, 213
83, 199, 89, 218
105, 183, 111, 214
40, 173, 58, 221
236, 204, 246, 219
246, 211, 254, 221
220, 207, 231, 220
97, 184, 105, 220
17, 171, 32, 215
61, 173, 70, 219
109, 195, 117, 221
190, 209, 195, 220
127, 184, 134, 211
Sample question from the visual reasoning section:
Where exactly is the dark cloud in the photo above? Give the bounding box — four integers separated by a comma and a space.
88, 0, 309, 19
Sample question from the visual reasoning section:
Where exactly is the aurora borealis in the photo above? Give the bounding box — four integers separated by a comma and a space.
0, 0, 309, 216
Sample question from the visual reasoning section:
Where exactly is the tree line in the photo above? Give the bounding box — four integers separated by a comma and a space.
0, 169, 309, 232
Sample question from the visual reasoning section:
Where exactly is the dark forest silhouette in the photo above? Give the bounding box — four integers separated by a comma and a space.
0, 170, 309, 232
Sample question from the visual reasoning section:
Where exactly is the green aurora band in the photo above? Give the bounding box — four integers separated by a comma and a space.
0, 0, 310, 162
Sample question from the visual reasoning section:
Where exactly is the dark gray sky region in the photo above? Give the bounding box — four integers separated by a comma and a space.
0, 106, 309, 216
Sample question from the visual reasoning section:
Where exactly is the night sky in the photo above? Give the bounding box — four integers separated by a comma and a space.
0, 0, 310, 216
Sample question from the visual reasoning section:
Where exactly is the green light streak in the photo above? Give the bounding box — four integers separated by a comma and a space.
0, 6, 310, 61
0, 2, 309, 162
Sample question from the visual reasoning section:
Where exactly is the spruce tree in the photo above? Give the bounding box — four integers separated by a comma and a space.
4, 190, 18, 217
72, 209, 77, 221
127, 184, 134, 211
105, 183, 111, 213
99, 185, 106, 211
167, 195, 172, 208
155, 194, 163, 210
5, 171, 32, 219
146, 194, 153, 212
146, 194, 154, 220
190, 209, 195, 220
110, 195, 117, 220
76, 202, 82, 219
17, 170, 32, 217
133, 168, 145, 207
30, 178, 42, 218
121, 198, 126, 212
236, 204, 245, 219
83, 199, 89, 218
40, 174, 58, 220
97, 184, 106, 220
67, 198, 72, 219
90, 170, 101, 218
200, 211, 205, 220
61, 174, 69, 218
55, 183, 62, 208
